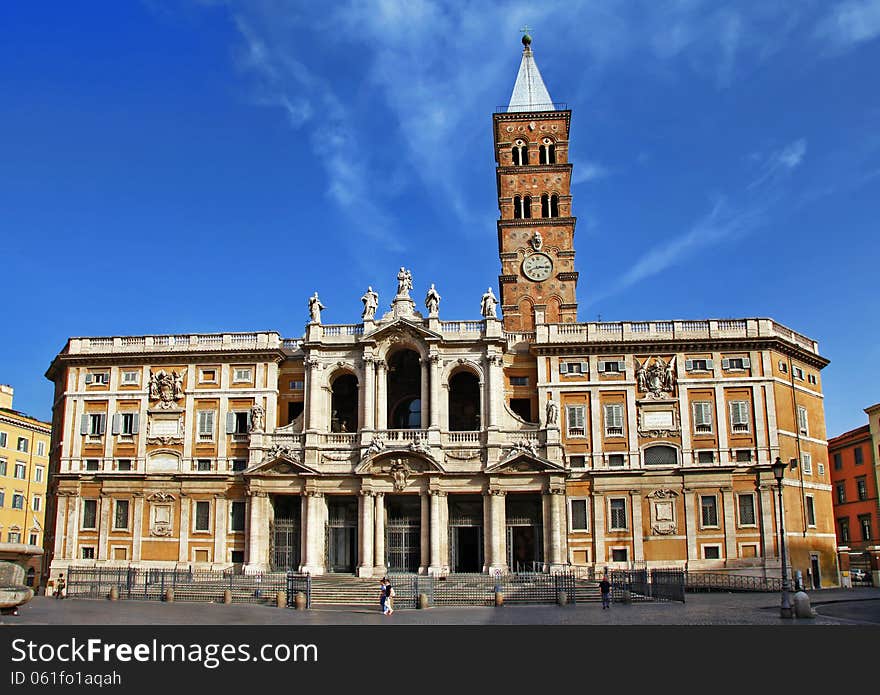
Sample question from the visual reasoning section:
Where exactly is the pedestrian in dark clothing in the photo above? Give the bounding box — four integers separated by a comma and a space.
54, 573, 66, 600
599, 576, 611, 609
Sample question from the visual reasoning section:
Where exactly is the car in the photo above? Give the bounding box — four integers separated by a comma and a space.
850, 568, 869, 582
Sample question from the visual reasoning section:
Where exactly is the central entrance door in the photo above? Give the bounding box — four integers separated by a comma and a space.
270, 496, 301, 571
506, 496, 544, 573
386, 497, 420, 573
326, 497, 357, 573
448, 496, 484, 573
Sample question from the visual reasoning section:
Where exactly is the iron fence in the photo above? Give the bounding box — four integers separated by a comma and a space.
608, 568, 685, 603
684, 572, 782, 593
387, 571, 577, 606
64, 566, 310, 605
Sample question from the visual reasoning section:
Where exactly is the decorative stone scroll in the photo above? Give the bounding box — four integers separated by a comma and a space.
647, 489, 679, 535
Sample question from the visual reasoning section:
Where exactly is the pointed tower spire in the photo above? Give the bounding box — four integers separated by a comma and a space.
507, 32, 554, 112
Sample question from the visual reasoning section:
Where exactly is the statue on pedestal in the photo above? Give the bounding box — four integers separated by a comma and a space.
425, 284, 441, 316
361, 286, 379, 320
309, 292, 325, 324
480, 287, 498, 319
396, 267, 413, 297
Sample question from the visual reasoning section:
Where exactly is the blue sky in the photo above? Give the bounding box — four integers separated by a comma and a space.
1, 1, 878, 437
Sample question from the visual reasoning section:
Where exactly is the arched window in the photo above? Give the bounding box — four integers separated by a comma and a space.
330, 373, 358, 433
541, 194, 550, 218
512, 139, 529, 166
523, 195, 532, 219
550, 194, 559, 218
540, 138, 556, 164
644, 445, 678, 466
388, 349, 422, 429
513, 195, 523, 219
448, 371, 480, 431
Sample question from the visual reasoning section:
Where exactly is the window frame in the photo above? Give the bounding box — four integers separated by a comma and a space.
608, 497, 628, 531
113, 499, 130, 530
801, 453, 812, 475
565, 404, 587, 438
81, 498, 98, 529
199, 368, 218, 384
193, 500, 212, 533
16, 437, 28, 453
569, 498, 590, 533
702, 544, 722, 560
692, 401, 713, 434
737, 493, 757, 527
729, 400, 751, 434
604, 403, 625, 437
805, 495, 816, 528
858, 515, 872, 541
12, 493, 25, 510
121, 370, 140, 386
232, 367, 253, 383
699, 494, 719, 529
197, 410, 216, 442
14, 462, 26, 479
797, 406, 809, 436
856, 477, 868, 501
230, 501, 246, 533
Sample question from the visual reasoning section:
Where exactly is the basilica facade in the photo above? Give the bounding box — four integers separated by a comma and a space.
42, 37, 837, 586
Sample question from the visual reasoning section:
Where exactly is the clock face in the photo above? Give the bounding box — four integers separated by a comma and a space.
522, 252, 553, 281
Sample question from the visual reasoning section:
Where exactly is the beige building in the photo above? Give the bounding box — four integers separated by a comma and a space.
41, 37, 837, 586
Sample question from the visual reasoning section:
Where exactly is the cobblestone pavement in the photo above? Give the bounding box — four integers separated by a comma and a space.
4, 588, 879, 626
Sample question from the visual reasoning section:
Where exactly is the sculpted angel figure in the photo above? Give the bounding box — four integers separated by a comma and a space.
425, 283, 441, 316
309, 292, 325, 324
361, 286, 379, 320
663, 355, 676, 391
172, 370, 184, 400
480, 287, 498, 319
635, 358, 648, 392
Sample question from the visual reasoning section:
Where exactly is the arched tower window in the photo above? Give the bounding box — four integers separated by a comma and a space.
540, 138, 556, 164
541, 194, 550, 218
550, 194, 559, 218
513, 195, 523, 219
448, 371, 480, 431
330, 373, 358, 433
523, 195, 532, 219
512, 139, 529, 166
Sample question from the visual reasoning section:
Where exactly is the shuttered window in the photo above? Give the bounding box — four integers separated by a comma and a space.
685, 359, 713, 371
198, 411, 216, 440
604, 404, 624, 436
797, 406, 809, 436
729, 401, 750, 433
560, 361, 588, 375
692, 401, 713, 433
566, 405, 586, 437
802, 453, 812, 475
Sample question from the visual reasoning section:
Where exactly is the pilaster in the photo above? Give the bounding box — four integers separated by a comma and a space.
373, 492, 386, 574
358, 490, 375, 577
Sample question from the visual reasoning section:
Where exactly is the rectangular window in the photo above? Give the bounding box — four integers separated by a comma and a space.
609, 498, 627, 530
0, 459, 5, 476
199, 369, 217, 383
735, 449, 752, 463
729, 401, 750, 434
703, 545, 721, 560
12, 493, 24, 509
857, 478, 867, 501
700, 495, 718, 527
37, 441, 46, 457
230, 501, 246, 532
854, 447, 864, 465
611, 548, 628, 563
685, 358, 713, 371
87, 413, 106, 436
833, 453, 842, 470
120, 413, 136, 435
198, 411, 216, 441
697, 450, 715, 464
859, 515, 872, 541
194, 501, 211, 531
836, 483, 846, 504
805, 496, 816, 527
32, 495, 41, 512
807, 374, 817, 385
289, 380, 304, 390
17, 437, 28, 453
818, 462, 825, 476
233, 368, 252, 383
566, 405, 586, 437
598, 360, 625, 374
838, 518, 850, 544
86, 371, 109, 385
738, 494, 756, 526
692, 401, 713, 434
231, 412, 250, 435
560, 361, 587, 375
510, 376, 528, 386
29, 533, 38, 546
85, 459, 100, 471
114, 499, 130, 529
231, 550, 245, 564
197, 459, 212, 472
0, 490, 4, 506
793, 366, 804, 381
8, 531, 22, 544
121, 370, 139, 385
81, 546, 95, 560
797, 406, 809, 436
0, 432, 6, 448
35, 465, 44, 482
604, 404, 624, 436
14, 463, 26, 479
232, 459, 247, 472
607, 454, 625, 468
802, 453, 812, 475
569, 455, 586, 469
778, 361, 788, 373
82, 499, 98, 528
117, 459, 132, 472
570, 499, 589, 531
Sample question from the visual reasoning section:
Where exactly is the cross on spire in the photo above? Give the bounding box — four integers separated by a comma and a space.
520, 25, 531, 35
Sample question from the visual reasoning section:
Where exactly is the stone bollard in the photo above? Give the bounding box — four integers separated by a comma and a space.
418, 593, 429, 609
223, 590, 232, 605
108, 586, 119, 601
276, 591, 286, 608
164, 588, 174, 603
294, 592, 307, 610
793, 591, 815, 619
494, 591, 504, 607
621, 589, 631, 604
557, 591, 568, 607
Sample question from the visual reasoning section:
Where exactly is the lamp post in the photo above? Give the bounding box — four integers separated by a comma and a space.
771, 457, 793, 618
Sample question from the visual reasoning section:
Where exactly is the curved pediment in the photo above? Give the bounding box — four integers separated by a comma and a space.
486, 451, 565, 474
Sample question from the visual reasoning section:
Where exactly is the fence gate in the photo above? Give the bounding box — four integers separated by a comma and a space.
326, 498, 358, 573
386, 518, 419, 573
271, 516, 301, 571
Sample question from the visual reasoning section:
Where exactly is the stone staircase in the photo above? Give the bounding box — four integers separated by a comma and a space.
573, 580, 602, 603
309, 574, 383, 607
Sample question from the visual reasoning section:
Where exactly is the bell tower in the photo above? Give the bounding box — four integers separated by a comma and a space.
493, 34, 578, 331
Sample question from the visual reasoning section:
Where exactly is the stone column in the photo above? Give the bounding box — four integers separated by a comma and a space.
97, 494, 111, 560
721, 487, 737, 561
420, 358, 429, 430
245, 492, 268, 572
363, 355, 375, 431
482, 491, 493, 571
546, 486, 565, 569
420, 491, 430, 573
486, 354, 502, 429
213, 495, 228, 566
630, 490, 644, 562
683, 489, 697, 564
132, 494, 143, 562
428, 489, 447, 575
593, 493, 605, 567
306, 358, 323, 432
178, 495, 191, 563
66, 496, 79, 560
373, 493, 386, 574
358, 490, 374, 577
301, 491, 326, 575
488, 489, 508, 574
376, 360, 388, 431
428, 352, 441, 429
759, 483, 775, 558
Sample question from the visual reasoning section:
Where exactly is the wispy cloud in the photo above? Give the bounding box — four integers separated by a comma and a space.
816, 0, 880, 49
572, 161, 610, 185
747, 138, 807, 190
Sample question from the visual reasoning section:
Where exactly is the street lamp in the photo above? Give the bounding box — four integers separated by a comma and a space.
771, 456, 793, 618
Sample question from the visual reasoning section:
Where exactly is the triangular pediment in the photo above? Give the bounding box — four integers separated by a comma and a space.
363, 318, 441, 342
245, 455, 319, 477
486, 450, 565, 474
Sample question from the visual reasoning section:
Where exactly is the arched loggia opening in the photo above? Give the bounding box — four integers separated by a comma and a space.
388, 349, 422, 429
448, 370, 480, 431
330, 373, 358, 432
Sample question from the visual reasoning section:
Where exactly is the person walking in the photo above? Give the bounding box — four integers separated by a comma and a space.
53, 573, 66, 600
378, 578, 388, 615
599, 575, 611, 610
384, 578, 395, 615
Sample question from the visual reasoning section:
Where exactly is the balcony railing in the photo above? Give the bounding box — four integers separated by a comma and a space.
67, 333, 281, 354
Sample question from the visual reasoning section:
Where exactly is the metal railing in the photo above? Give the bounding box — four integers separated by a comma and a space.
685, 572, 782, 593
388, 571, 576, 607
608, 568, 686, 603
